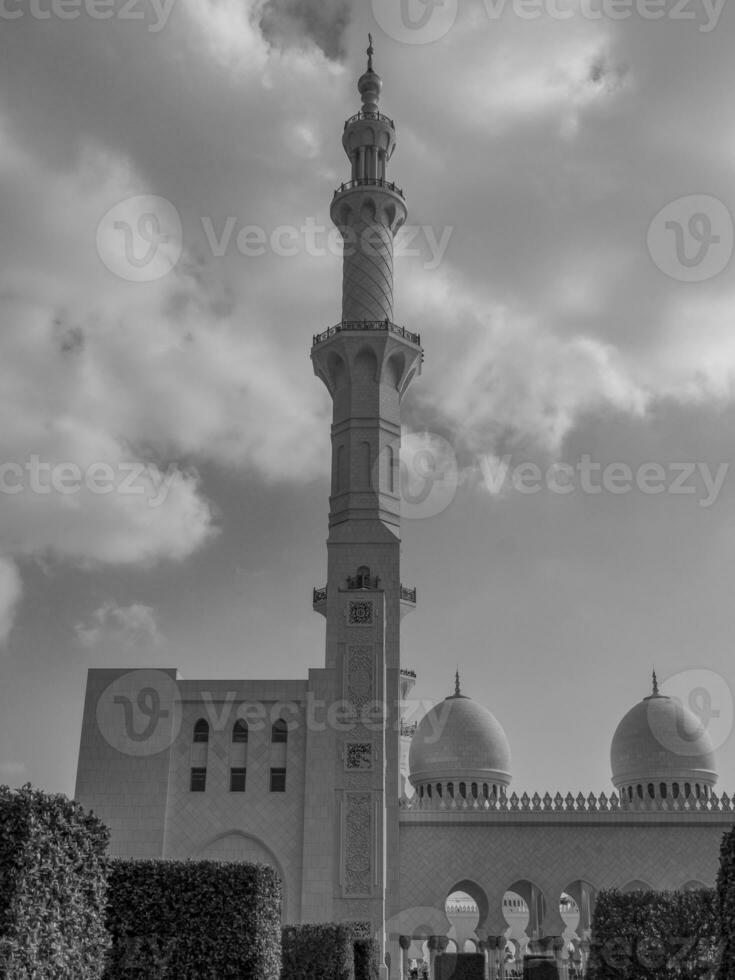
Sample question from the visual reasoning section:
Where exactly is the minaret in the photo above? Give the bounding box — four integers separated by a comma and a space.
305, 41, 422, 974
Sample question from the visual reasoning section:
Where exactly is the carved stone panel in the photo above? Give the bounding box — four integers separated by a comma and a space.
344, 792, 372, 896
345, 646, 374, 717
346, 742, 373, 770
348, 600, 374, 626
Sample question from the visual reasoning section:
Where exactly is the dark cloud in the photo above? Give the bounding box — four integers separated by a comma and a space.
259, 0, 352, 60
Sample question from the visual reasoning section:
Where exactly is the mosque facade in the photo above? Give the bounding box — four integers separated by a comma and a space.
74, 47, 735, 980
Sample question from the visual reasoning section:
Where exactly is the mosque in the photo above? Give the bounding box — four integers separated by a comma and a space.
74, 44, 735, 980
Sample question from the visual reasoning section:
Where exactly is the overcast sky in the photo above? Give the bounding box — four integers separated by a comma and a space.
2, 0, 735, 798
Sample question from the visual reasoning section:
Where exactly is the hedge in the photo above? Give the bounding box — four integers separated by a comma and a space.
354, 936, 381, 980
0, 783, 111, 979
105, 858, 281, 979
586, 888, 719, 980
435, 952, 485, 980
717, 826, 735, 979
281, 923, 356, 980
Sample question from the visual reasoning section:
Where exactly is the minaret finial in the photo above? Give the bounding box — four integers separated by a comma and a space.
367, 33, 374, 73
652, 669, 659, 696
455, 668, 461, 697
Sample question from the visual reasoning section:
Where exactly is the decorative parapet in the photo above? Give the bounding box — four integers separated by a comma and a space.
399, 790, 735, 815
312, 320, 421, 348
313, 583, 417, 608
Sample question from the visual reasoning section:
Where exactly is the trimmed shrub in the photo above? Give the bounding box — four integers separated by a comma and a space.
435, 952, 485, 980
717, 826, 735, 979
281, 923, 356, 980
586, 887, 719, 980
354, 936, 381, 980
105, 858, 281, 979
0, 783, 111, 979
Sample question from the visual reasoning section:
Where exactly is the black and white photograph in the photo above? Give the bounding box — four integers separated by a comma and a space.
1, 0, 735, 977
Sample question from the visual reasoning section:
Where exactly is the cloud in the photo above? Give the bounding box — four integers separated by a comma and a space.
75, 601, 162, 650
0, 560, 22, 647
0, 762, 26, 780
259, 0, 352, 59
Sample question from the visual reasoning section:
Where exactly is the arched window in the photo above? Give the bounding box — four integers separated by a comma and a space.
637, 784, 643, 799
695, 783, 701, 799
427, 784, 432, 798
482, 783, 489, 799
685, 782, 692, 798
193, 719, 209, 743
447, 782, 454, 798
459, 782, 466, 799
673, 783, 680, 799
419, 785, 424, 799
271, 719, 288, 743
230, 720, 248, 792
436, 783, 442, 798
471, 782, 478, 799
190, 718, 209, 791
647, 783, 655, 799
233, 719, 248, 743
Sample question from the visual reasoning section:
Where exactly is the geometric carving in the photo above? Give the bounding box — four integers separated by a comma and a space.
344, 792, 372, 895
346, 646, 374, 717
346, 742, 373, 770
348, 600, 374, 626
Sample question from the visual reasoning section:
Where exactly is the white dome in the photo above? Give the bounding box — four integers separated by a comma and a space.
610, 681, 717, 792
409, 690, 512, 788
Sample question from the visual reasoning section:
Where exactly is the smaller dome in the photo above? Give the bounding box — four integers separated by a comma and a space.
409, 676, 512, 788
610, 674, 718, 793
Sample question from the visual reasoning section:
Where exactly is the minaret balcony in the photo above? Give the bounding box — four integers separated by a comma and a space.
311, 583, 417, 615
312, 319, 420, 349
333, 177, 404, 200
344, 109, 395, 129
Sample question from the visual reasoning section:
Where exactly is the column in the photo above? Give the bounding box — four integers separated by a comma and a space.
399, 935, 411, 979
553, 937, 566, 980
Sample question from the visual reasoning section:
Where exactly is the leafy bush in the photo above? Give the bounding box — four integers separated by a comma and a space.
105, 858, 281, 979
281, 923, 356, 980
354, 936, 381, 980
717, 826, 735, 979
586, 888, 719, 980
0, 783, 111, 979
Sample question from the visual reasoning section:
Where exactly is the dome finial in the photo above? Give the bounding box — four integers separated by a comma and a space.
454, 668, 461, 697
367, 33, 374, 73
652, 669, 659, 697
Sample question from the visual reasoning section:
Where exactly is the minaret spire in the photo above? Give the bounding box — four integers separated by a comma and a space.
652, 669, 659, 697
367, 33, 374, 73
455, 669, 461, 697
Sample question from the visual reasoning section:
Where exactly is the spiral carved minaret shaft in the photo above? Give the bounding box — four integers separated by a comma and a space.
330, 37, 407, 322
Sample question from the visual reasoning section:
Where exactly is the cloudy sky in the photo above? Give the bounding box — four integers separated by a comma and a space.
2, 0, 735, 798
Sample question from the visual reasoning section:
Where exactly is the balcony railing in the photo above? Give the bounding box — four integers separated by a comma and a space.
345, 110, 395, 129
400, 668, 417, 678
333, 177, 404, 199
312, 584, 417, 607
312, 320, 421, 348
